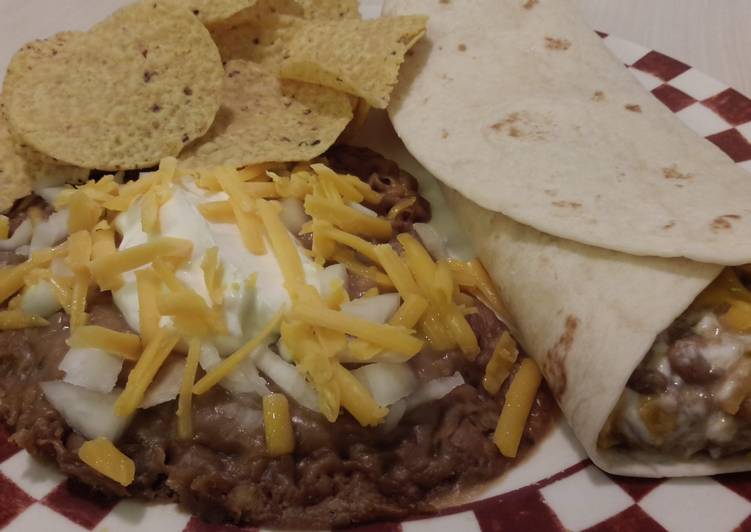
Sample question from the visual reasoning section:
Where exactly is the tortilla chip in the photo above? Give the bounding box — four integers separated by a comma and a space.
279, 16, 427, 109
2, 1, 224, 171
159, 0, 258, 25
178, 60, 352, 169
294, 0, 361, 19
210, 0, 302, 71
0, 114, 33, 212
0, 105, 91, 210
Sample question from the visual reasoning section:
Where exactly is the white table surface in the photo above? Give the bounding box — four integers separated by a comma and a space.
579, 0, 751, 97
0, 1, 749, 97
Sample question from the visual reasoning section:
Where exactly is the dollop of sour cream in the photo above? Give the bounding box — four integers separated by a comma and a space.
112, 177, 322, 355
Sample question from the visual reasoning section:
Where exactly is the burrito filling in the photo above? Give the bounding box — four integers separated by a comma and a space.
0, 147, 555, 528
601, 268, 751, 458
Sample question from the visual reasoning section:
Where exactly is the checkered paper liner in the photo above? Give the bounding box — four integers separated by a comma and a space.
2, 29, 751, 532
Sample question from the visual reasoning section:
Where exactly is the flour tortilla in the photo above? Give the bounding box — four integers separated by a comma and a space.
445, 188, 751, 476
385, 0, 751, 266
356, 108, 749, 475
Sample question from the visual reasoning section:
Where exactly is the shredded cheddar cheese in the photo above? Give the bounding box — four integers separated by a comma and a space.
263, 393, 295, 455
90, 237, 192, 288
135, 269, 161, 345
334, 362, 388, 426
193, 310, 284, 395
115, 327, 180, 417
0, 216, 8, 240
197, 201, 235, 223
78, 438, 135, 487
201, 247, 224, 306
304, 196, 392, 240
493, 358, 542, 458
0, 310, 49, 330
68, 325, 141, 361
290, 303, 423, 357
257, 199, 306, 298
177, 338, 202, 439
483, 332, 519, 395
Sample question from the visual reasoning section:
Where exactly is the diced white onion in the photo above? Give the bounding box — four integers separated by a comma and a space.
199, 343, 270, 397
381, 398, 407, 433
40, 381, 131, 441
349, 202, 378, 217
254, 346, 319, 411
406, 372, 465, 411
414, 223, 448, 260
21, 280, 63, 318
141, 357, 186, 408
340, 293, 400, 324
29, 210, 69, 252
352, 362, 417, 406
59, 347, 123, 394
0, 218, 32, 251
319, 264, 348, 300
278, 197, 309, 235
34, 186, 68, 206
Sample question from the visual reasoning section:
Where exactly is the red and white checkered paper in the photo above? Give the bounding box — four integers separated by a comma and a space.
2, 33, 751, 532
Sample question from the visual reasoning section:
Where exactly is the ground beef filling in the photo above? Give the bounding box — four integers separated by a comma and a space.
0, 147, 556, 528
602, 268, 751, 458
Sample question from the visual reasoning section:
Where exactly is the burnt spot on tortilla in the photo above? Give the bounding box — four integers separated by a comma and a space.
143, 70, 156, 83
439, 0, 450, 4
150, 104, 161, 113
458, 43, 467, 52
625, 104, 642, 113
441, 130, 449, 139
662, 165, 692, 180
490, 112, 547, 141
228, 70, 241, 78
544, 37, 571, 51
192, 9, 200, 16
543, 315, 578, 400
711, 214, 741, 231
544, 189, 558, 197
552, 200, 582, 208
183, 86, 193, 96
523, 0, 539, 8
663, 221, 675, 230
182, 133, 190, 144
592, 91, 606, 102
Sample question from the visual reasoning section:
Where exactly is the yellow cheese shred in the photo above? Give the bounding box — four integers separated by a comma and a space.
177, 338, 202, 439
68, 325, 142, 361
304, 196, 392, 240
115, 327, 180, 417
193, 309, 283, 395
0, 310, 49, 330
201, 247, 224, 307
69, 271, 90, 329
257, 199, 305, 299
66, 230, 92, 274
0, 249, 54, 304
68, 190, 104, 233
334, 362, 388, 426
483, 332, 519, 395
90, 237, 192, 289
324, 227, 380, 264
290, 304, 423, 357
135, 269, 161, 345
493, 358, 542, 458
0, 215, 8, 240
263, 393, 295, 455
141, 188, 160, 234
197, 201, 235, 223
78, 438, 135, 487
331, 250, 393, 288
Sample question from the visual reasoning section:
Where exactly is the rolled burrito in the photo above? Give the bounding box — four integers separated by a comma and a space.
383, 0, 751, 475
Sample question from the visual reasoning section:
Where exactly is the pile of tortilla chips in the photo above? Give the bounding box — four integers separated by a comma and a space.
0, 0, 426, 209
